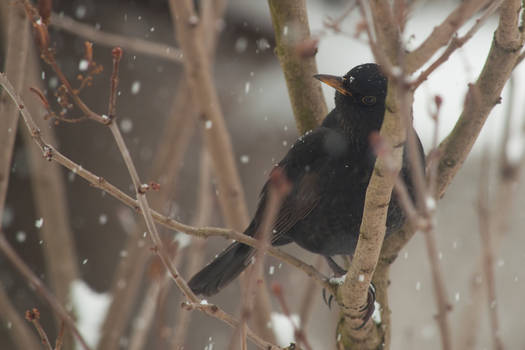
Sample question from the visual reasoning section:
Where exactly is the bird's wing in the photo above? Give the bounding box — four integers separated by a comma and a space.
249, 128, 329, 244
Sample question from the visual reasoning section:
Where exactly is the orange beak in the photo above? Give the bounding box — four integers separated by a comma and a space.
314, 74, 352, 96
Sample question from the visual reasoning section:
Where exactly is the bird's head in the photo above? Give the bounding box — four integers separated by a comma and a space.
314, 63, 387, 111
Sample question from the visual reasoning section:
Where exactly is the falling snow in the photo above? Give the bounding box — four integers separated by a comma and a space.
256, 38, 270, 51
49, 76, 58, 88
35, 218, 44, 228
120, 119, 133, 133
98, 214, 108, 225
16, 231, 26, 243
131, 81, 141, 95
75, 5, 87, 19
78, 59, 89, 71
235, 37, 248, 53
240, 155, 250, 164
205, 120, 213, 129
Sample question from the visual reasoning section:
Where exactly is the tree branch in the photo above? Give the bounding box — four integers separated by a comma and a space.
267, 0, 327, 133
435, 0, 524, 198
406, 0, 490, 73
49, 13, 183, 63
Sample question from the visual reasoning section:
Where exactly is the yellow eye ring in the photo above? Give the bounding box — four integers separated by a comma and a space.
361, 96, 377, 105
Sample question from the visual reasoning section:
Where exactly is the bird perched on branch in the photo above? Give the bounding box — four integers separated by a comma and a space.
189, 63, 423, 316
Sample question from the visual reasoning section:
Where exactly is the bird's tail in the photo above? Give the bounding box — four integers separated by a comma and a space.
188, 242, 254, 296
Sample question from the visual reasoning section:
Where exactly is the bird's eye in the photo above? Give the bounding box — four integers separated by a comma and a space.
361, 96, 377, 105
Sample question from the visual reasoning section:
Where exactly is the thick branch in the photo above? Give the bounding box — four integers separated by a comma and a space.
267, 0, 327, 133
436, 0, 524, 198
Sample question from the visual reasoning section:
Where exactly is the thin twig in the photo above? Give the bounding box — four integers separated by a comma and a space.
49, 13, 183, 63
298, 256, 323, 328
171, 150, 213, 349
0, 233, 92, 350
0, 282, 40, 350
412, 0, 504, 88
477, 151, 504, 350
25, 309, 53, 350
406, 0, 491, 73
55, 321, 65, 350
182, 302, 279, 350
235, 169, 291, 349
105, 48, 199, 303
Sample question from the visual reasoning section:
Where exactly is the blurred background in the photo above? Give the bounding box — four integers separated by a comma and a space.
1, 0, 525, 349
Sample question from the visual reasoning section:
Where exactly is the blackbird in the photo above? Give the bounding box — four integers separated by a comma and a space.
188, 63, 423, 298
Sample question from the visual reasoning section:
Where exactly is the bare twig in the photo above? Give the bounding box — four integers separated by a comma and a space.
298, 256, 323, 328
406, 0, 491, 73
128, 271, 171, 350
236, 169, 291, 349
0, 233, 92, 350
55, 321, 65, 350
49, 13, 183, 63
0, 282, 40, 350
171, 150, 213, 349
181, 302, 279, 350
412, 0, 505, 88
25, 309, 53, 350
477, 152, 504, 350
105, 48, 199, 303
20, 38, 79, 323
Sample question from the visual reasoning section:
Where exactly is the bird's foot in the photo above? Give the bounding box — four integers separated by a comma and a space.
354, 283, 376, 330
325, 256, 347, 276
322, 257, 348, 309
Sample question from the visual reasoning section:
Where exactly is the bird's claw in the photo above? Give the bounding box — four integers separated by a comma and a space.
354, 283, 376, 330
322, 288, 334, 309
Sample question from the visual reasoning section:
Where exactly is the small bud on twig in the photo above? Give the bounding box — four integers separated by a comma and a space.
295, 37, 319, 58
